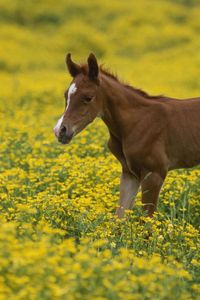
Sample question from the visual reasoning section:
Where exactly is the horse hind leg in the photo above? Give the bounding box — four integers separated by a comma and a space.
141, 171, 166, 217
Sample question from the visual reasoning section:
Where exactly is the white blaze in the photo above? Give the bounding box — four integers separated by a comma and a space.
54, 115, 64, 138
53, 83, 77, 137
66, 83, 77, 111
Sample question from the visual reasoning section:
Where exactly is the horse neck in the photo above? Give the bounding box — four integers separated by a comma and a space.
99, 74, 150, 140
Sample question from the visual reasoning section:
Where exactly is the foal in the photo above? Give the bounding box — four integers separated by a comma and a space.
54, 53, 200, 218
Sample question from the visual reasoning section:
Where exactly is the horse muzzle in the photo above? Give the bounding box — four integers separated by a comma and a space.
57, 125, 74, 144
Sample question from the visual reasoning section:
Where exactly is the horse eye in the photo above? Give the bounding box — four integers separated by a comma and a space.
83, 96, 93, 103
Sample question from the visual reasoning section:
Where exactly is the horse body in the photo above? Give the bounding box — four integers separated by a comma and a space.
102, 79, 200, 171
54, 53, 200, 218
166, 98, 200, 169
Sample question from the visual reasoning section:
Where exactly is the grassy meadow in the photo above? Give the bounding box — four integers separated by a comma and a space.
0, 0, 200, 299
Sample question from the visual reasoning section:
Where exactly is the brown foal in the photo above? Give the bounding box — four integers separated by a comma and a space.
54, 53, 200, 218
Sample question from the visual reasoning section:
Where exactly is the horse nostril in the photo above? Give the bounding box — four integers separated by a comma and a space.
58, 125, 74, 144
60, 125, 66, 135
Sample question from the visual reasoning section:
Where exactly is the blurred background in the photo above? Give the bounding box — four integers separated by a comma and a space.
1, 0, 200, 97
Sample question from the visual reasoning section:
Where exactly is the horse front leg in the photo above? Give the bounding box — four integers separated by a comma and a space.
141, 171, 166, 217
115, 170, 140, 218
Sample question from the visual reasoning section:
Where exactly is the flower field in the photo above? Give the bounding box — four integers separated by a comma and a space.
0, 0, 200, 299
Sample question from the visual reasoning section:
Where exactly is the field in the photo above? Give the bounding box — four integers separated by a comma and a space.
0, 0, 200, 299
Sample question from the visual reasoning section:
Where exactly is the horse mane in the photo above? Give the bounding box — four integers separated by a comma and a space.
99, 66, 163, 100
79, 63, 163, 99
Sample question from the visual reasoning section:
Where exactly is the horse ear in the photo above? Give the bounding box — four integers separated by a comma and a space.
87, 53, 99, 80
66, 53, 81, 77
